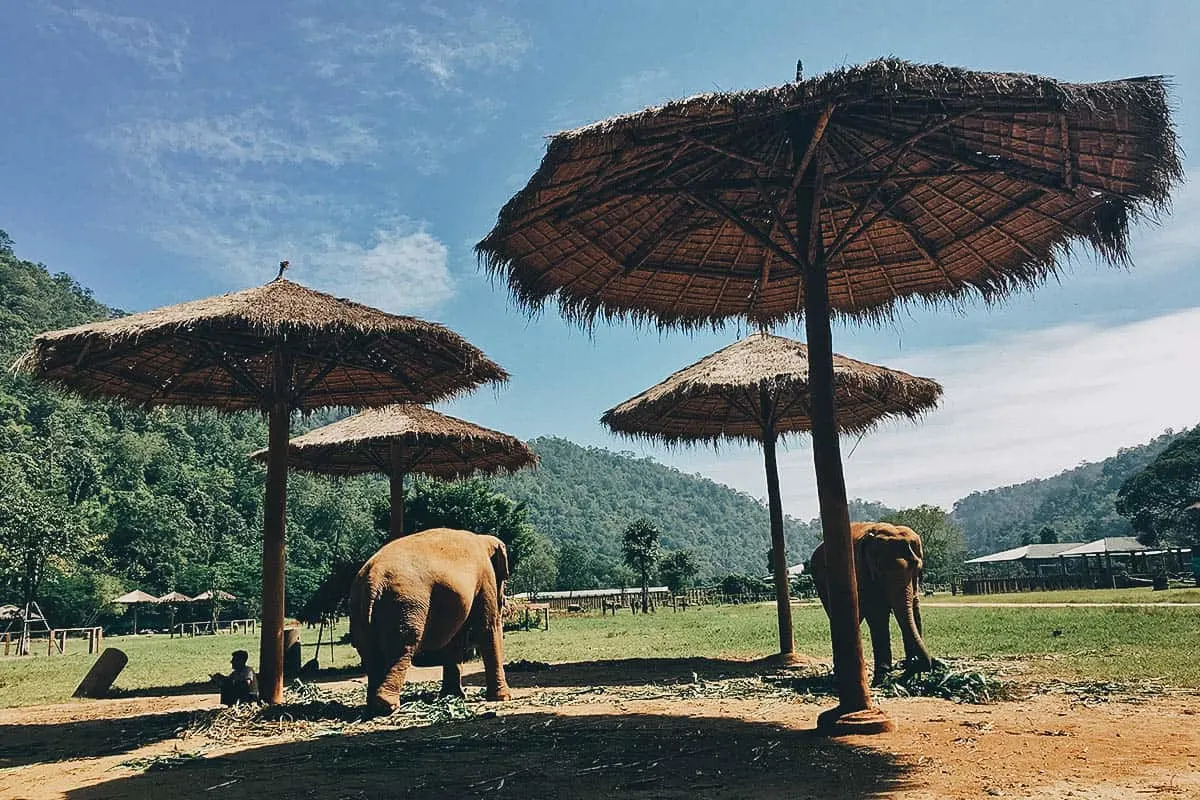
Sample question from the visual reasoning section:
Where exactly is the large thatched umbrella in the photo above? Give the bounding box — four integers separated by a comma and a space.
602, 332, 941, 663
477, 58, 1180, 733
252, 403, 538, 539
16, 276, 507, 703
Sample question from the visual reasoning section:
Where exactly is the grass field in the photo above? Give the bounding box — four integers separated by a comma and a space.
2, 602, 1198, 708
922, 587, 1200, 604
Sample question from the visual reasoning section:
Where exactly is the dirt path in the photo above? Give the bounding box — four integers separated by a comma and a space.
2, 660, 1198, 799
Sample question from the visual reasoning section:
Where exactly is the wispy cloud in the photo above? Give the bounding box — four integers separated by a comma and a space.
56, 6, 189, 76
680, 307, 1200, 520
298, 6, 529, 91
104, 109, 378, 168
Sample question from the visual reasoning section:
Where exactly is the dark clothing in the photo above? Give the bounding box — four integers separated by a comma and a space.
218, 665, 259, 705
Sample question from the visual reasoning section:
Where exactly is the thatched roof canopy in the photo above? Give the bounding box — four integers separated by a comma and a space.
251, 404, 538, 479
113, 590, 159, 604
14, 278, 507, 410
601, 333, 942, 443
157, 591, 193, 603
477, 58, 1182, 329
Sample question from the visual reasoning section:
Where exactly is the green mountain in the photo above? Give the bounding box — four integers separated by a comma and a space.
950, 430, 1184, 556
489, 436, 895, 580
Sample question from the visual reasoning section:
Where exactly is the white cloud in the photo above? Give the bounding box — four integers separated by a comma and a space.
677, 308, 1200, 520
312, 227, 455, 312
63, 7, 188, 76
299, 7, 529, 90
105, 109, 377, 168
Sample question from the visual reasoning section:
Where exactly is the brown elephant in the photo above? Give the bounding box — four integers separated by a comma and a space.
810, 521, 933, 683
349, 527, 512, 714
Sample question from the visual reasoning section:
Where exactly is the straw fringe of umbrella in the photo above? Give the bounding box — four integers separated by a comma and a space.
13, 278, 508, 410
476, 58, 1182, 331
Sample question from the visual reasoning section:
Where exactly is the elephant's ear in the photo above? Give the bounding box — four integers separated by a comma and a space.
860, 531, 882, 583
491, 539, 510, 584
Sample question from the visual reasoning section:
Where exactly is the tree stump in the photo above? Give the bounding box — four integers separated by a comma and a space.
73, 648, 128, 698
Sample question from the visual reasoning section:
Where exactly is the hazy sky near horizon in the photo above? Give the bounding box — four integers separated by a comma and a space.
2, 1, 1198, 520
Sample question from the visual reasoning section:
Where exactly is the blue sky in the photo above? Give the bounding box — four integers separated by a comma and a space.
3, 1, 1198, 519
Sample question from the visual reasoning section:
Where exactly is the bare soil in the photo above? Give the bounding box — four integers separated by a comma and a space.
1, 660, 1197, 800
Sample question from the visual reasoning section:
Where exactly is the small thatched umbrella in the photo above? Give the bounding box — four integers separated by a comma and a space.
253, 404, 538, 540
478, 58, 1180, 733
157, 591, 193, 633
17, 275, 507, 703
113, 589, 159, 635
602, 332, 941, 663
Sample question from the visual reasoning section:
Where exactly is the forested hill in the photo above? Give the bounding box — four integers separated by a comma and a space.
951, 429, 1184, 555
489, 436, 895, 579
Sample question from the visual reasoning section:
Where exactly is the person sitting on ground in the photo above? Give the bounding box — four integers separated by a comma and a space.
210, 650, 259, 705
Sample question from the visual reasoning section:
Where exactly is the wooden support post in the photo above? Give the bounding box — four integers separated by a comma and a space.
259, 350, 293, 705
761, 409, 798, 664
389, 447, 406, 540
793, 119, 893, 736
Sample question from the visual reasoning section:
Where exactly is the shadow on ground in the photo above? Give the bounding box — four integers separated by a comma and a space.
110, 665, 366, 701
464, 656, 834, 691
68, 710, 915, 800
0, 710, 197, 769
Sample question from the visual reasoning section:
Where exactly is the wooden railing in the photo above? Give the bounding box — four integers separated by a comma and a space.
2, 627, 104, 656
171, 618, 257, 637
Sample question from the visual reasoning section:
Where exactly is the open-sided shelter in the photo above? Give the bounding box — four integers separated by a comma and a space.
477, 58, 1180, 733
602, 332, 941, 664
17, 275, 507, 703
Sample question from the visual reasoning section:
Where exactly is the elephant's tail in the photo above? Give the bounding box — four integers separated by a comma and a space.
348, 575, 382, 654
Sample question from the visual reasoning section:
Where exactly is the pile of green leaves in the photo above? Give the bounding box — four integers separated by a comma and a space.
875, 661, 1013, 704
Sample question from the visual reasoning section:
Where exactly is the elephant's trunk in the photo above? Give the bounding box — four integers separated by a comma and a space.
887, 577, 932, 671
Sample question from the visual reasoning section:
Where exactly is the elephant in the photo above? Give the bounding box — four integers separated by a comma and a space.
809, 521, 933, 683
349, 527, 512, 714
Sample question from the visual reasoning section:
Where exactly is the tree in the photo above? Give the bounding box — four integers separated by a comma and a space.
659, 549, 699, 594
1117, 426, 1200, 547
509, 533, 558, 597
1038, 525, 1058, 544
621, 518, 661, 612
881, 505, 966, 586
555, 541, 594, 590
404, 478, 538, 571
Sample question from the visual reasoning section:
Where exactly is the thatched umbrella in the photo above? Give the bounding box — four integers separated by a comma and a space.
113, 589, 159, 635
16, 275, 507, 703
252, 403, 538, 539
602, 332, 941, 663
477, 58, 1180, 733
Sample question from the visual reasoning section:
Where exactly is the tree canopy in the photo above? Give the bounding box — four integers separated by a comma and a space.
881, 505, 966, 586
1116, 426, 1200, 547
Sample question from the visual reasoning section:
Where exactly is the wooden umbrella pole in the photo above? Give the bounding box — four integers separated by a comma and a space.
389, 440, 405, 540
760, 389, 796, 661
258, 349, 293, 705
791, 124, 890, 733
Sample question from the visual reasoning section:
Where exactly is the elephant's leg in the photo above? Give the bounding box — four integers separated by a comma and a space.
440, 661, 465, 699
864, 605, 894, 685
371, 640, 416, 714
474, 618, 511, 701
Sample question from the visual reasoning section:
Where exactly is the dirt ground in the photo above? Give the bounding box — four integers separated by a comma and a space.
2, 659, 1198, 800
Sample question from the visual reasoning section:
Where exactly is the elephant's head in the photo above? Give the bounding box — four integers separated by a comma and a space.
860, 527, 923, 584
488, 537, 510, 609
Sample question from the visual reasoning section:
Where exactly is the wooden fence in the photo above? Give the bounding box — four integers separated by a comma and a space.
3, 627, 104, 656
171, 618, 257, 637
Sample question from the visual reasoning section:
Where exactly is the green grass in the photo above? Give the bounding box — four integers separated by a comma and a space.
0, 623, 361, 708
923, 587, 1200, 604
3, 603, 1198, 709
